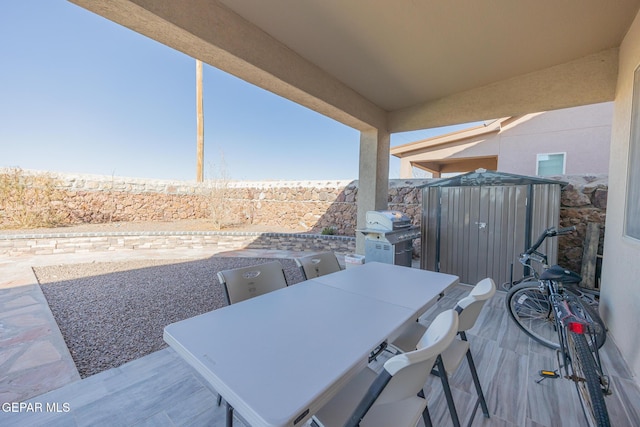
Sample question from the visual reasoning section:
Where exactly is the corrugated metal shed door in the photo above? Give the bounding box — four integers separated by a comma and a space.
439, 185, 528, 285
421, 181, 561, 286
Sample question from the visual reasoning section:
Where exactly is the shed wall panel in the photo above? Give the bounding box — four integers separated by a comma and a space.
421, 181, 562, 286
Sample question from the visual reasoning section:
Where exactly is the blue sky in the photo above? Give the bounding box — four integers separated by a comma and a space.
1, 1, 473, 182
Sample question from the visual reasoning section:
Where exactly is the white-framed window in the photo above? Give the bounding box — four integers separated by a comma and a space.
536, 153, 566, 176
625, 65, 640, 239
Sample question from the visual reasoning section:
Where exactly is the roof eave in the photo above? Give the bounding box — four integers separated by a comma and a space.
391, 117, 512, 158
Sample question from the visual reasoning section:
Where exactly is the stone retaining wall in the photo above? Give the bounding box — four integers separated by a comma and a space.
0, 231, 355, 257
557, 174, 608, 273
0, 169, 430, 234
0, 170, 607, 272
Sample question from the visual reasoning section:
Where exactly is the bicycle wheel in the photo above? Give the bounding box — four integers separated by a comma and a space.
506, 282, 559, 349
566, 331, 610, 426
501, 274, 538, 291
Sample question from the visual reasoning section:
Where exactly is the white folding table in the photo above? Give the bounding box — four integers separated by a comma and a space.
164, 262, 459, 427
311, 261, 459, 314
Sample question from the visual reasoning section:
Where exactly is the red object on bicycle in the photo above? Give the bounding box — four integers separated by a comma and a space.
568, 321, 587, 334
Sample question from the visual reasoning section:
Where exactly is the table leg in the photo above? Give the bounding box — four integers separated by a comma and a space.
226, 401, 234, 427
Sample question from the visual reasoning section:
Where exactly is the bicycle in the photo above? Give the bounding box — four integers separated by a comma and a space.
505, 226, 610, 426
504, 226, 606, 349
502, 228, 601, 304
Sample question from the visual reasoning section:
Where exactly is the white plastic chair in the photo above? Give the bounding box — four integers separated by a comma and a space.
391, 277, 497, 427
312, 309, 459, 427
295, 252, 342, 279
215, 260, 289, 421
217, 260, 288, 305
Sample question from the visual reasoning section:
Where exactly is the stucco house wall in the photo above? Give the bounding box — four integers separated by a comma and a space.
395, 102, 613, 177
498, 102, 613, 176
601, 11, 640, 383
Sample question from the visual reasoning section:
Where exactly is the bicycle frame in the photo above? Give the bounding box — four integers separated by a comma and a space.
542, 279, 610, 418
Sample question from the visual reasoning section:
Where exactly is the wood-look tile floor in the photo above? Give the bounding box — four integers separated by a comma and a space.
4, 285, 639, 427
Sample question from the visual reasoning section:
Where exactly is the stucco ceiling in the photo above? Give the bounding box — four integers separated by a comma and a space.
219, 0, 637, 111
70, 0, 640, 132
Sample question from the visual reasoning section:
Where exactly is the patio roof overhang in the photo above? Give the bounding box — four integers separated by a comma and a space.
68, 0, 640, 133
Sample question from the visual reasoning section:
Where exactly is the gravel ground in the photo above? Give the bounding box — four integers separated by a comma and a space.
34, 256, 305, 378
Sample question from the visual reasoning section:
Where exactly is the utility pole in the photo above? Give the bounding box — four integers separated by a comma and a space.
196, 59, 204, 182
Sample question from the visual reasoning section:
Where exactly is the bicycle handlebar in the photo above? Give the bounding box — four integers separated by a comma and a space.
524, 225, 576, 255
556, 226, 577, 235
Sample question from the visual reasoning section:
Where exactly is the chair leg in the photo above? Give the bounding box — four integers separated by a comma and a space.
434, 356, 461, 427
422, 405, 433, 427
466, 349, 490, 419
418, 389, 433, 427
458, 331, 489, 422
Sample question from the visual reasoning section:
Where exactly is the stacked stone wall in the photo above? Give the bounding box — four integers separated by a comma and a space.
557, 174, 608, 274
0, 170, 606, 273
219, 182, 359, 233
56, 190, 210, 223
0, 231, 356, 257
0, 171, 431, 234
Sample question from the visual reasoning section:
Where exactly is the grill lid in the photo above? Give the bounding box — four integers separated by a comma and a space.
366, 210, 411, 231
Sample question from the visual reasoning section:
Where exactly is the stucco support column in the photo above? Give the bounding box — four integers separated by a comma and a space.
399, 159, 413, 179
356, 128, 390, 254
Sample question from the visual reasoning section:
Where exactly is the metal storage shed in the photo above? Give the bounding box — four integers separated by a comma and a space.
421, 170, 566, 286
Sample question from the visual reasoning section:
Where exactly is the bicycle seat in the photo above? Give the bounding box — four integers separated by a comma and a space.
540, 265, 582, 284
